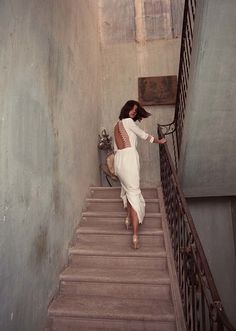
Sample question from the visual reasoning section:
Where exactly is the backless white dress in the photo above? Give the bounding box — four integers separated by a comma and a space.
114, 118, 153, 224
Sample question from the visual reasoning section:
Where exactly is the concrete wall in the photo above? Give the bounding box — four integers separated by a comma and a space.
188, 197, 236, 326
0, 1, 101, 330
179, 0, 236, 197
100, 40, 180, 187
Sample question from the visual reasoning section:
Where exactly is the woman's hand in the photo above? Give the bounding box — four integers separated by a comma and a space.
151, 136, 167, 144
158, 138, 166, 144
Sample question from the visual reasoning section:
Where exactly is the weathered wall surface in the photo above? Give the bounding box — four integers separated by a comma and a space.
99, 0, 182, 186
188, 198, 236, 326
0, 1, 100, 330
179, 0, 236, 197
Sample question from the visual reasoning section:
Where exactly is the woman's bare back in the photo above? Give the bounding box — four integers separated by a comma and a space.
114, 121, 131, 150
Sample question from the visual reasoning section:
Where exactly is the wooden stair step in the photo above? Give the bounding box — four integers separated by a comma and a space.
77, 226, 163, 235
60, 266, 170, 284
60, 266, 171, 299
79, 216, 162, 229
69, 254, 168, 270
82, 210, 162, 219
74, 233, 165, 248
49, 316, 176, 331
69, 242, 167, 258
89, 186, 159, 199
48, 295, 175, 322
85, 198, 160, 212
60, 279, 171, 300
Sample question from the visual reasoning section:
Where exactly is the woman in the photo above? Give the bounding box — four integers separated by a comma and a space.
114, 100, 166, 249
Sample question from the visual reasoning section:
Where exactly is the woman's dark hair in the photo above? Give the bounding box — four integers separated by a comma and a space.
119, 100, 151, 122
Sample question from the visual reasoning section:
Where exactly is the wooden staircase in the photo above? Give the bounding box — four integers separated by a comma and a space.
47, 186, 186, 331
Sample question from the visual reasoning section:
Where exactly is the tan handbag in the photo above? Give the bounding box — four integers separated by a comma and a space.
105, 152, 118, 180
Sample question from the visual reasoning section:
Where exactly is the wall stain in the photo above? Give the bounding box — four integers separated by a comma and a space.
29, 225, 48, 269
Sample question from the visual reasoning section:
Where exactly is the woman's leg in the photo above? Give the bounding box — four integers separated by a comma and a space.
124, 200, 131, 230
129, 203, 139, 236
127, 200, 131, 222
127, 200, 139, 248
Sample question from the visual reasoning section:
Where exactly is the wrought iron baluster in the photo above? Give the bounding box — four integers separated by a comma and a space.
159, 0, 197, 160
157, 125, 236, 330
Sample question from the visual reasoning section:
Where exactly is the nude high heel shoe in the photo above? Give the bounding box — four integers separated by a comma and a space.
132, 235, 140, 249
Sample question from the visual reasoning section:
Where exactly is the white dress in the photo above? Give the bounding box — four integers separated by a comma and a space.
114, 118, 152, 224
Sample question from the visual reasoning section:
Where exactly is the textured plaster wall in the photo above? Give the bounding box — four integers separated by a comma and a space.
188, 198, 236, 326
179, 0, 236, 197
100, 40, 180, 187
0, 1, 100, 330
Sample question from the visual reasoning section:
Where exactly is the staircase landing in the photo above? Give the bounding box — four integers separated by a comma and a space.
47, 186, 186, 331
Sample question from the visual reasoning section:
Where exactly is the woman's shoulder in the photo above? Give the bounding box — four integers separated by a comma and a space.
122, 118, 134, 124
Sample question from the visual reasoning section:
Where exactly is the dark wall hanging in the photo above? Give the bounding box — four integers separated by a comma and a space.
138, 75, 177, 105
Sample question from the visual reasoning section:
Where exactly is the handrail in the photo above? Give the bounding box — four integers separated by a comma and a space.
159, 0, 197, 160
158, 124, 236, 331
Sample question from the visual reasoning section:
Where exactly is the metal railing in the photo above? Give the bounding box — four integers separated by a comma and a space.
160, 0, 197, 162
158, 125, 235, 331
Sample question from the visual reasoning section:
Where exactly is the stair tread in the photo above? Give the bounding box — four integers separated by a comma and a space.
70, 254, 167, 271
77, 227, 163, 235
86, 198, 159, 202
75, 232, 165, 248
69, 242, 167, 257
50, 317, 176, 331
82, 211, 162, 218
80, 217, 162, 223
90, 187, 159, 192
89, 185, 161, 191
60, 266, 170, 284
79, 217, 162, 231
89, 187, 159, 200
49, 295, 175, 321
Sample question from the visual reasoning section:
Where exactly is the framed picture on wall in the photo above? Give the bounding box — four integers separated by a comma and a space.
138, 75, 177, 105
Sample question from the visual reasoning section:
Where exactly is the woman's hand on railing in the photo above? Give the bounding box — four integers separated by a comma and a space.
155, 137, 167, 144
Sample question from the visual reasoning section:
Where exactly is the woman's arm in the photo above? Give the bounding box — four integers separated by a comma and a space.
128, 118, 149, 140
128, 119, 166, 144
152, 136, 166, 144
